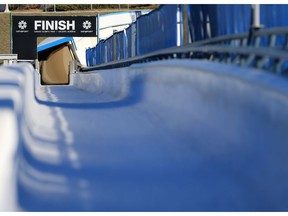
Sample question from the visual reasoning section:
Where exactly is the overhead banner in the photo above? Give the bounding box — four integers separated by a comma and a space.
12, 15, 97, 60
13, 16, 97, 37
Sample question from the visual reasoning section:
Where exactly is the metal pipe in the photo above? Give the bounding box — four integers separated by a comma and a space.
10, 12, 12, 54
97, 14, 100, 43
252, 4, 260, 28
248, 4, 262, 45
113, 30, 117, 61
4, 4, 9, 13
182, 5, 189, 45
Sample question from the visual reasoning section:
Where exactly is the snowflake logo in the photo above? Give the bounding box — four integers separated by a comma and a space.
18, 20, 27, 30
82, 20, 92, 30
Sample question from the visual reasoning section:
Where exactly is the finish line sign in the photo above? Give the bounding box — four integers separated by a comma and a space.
13, 16, 97, 37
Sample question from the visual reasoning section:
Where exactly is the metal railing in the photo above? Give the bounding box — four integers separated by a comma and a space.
0, 55, 40, 72
0, 54, 17, 65
81, 27, 288, 75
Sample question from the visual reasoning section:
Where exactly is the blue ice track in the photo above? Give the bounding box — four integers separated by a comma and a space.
1, 59, 288, 211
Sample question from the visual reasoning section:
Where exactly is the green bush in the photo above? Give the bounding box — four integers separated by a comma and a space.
9, 4, 41, 10
8, 4, 158, 12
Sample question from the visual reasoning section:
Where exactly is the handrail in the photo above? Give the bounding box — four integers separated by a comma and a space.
0, 54, 18, 60
0, 54, 18, 66
82, 27, 288, 75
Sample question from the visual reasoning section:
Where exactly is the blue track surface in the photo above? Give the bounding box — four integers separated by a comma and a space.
1, 59, 288, 211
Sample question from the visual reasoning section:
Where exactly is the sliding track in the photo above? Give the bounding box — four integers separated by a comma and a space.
1, 59, 288, 211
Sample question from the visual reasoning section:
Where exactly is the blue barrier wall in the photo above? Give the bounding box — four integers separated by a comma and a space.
215, 5, 251, 36
126, 25, 133, 58
86, 4, 288, 66
85, 48, 92, 66
100, 40, 106, 64
115, 31, 124, 60
95, 41, 102, 65
260, 5, 288, 28
136, 5, 178, 55
106, 36, 113, 63
186, 5, 212, 41
260, 5, 288, 48
87, 4, 251, 65
86, 5, 178, 66
187, 5, 251, 41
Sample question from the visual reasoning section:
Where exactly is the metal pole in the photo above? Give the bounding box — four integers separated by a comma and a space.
248, 4, 262, 45
182, 5, 189, 44
113, 30, 117, 61
177, 5, 182, 46
4, 4, 9, 13
54, 4, 56, 12
252, 4, 260, 28
10, 12, 12, 54
97, 14, 100, 44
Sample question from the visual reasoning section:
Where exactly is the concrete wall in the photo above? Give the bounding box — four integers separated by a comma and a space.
0, 13, 10, 54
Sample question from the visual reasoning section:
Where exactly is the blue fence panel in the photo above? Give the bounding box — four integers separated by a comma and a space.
120, 31, 125, 60
188, 5, 250, 41
86, 5, 256, 66
86, 42, 107, 66
215, 5, 251, 36
85, 48, 94, 66
106, 36, 114, 63
260, 5, 288, 70
95, 41, 103, 65
187, 5, 212, 42
260, 5, 288, 28
131, 23, 137, 57
115, 33, 120, 61
93, 47, 97, 66
114, 33, 119, 61
115, 31, 124, 61
100, 40, 106, 64
136, 5, 178, 55
86, 40, 109, 66
260, 5, 288, 48
85, 48, 90, 66
126, 25, 132, 58
102, 39, 107, 64
123, 29, 127, 59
